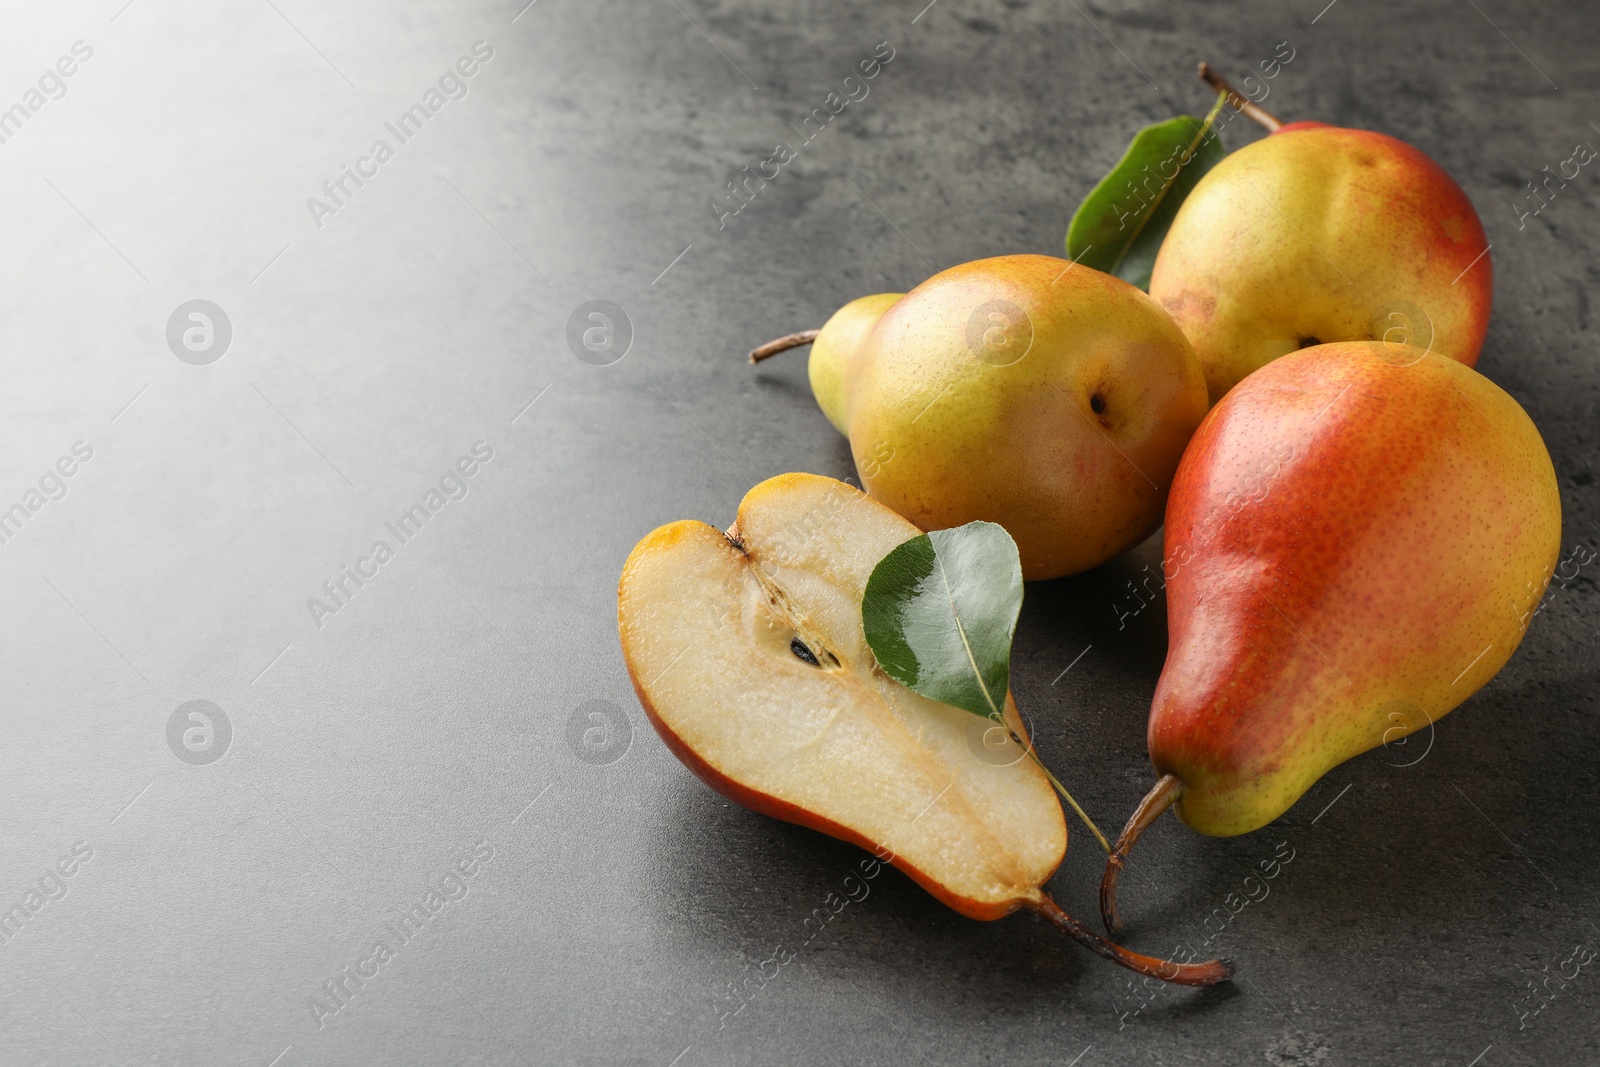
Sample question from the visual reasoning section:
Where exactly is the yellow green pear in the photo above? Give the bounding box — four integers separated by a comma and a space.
756, 254, 1209, 580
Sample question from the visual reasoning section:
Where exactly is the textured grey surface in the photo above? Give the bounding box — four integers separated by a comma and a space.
0, 0, 1596, 1064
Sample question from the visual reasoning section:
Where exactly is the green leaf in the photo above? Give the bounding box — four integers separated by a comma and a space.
1065, 92, 1229, 290
860, 521, 1023, 721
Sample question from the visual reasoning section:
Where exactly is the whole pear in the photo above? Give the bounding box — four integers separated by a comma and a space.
1100, 342, 1561, 930
846, 254, 1209, 580
1150, 123, 1492, 404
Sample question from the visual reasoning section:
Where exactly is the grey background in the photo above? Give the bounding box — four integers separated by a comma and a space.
0, 0, 1595, 1064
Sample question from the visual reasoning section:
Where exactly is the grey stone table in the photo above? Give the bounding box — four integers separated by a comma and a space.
0, 1, 1595, 1064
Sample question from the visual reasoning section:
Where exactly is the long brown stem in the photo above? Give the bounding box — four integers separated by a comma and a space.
1198, 62, 1283, 132
1027, 894, 1232, 987
749, 330, 820, 364
1100, 773, 1183, 934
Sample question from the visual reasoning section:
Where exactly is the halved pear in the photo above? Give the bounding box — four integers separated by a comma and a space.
618, 472, 1230, 985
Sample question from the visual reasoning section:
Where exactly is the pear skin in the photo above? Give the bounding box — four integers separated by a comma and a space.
1150, 124, 1493, 404
848, 255, 1209, 580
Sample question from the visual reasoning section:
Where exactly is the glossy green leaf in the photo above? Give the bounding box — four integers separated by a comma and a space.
1065, 92, 1229, 290
860, 521, 1023, 721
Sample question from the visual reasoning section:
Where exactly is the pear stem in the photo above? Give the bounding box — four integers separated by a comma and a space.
1198, 62, 1283, 133
1100, 773, 1183, 935
749, 330, 820, 364
1026, 748, 1113, 856
1027, 894, 1233, 987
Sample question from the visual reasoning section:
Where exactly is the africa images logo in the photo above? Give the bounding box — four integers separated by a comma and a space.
305, 841, 495, 1030
306, 441, 494, 628
306, 42, 495, 229
565, 700, 632, 765
0, 40, 94, 148
0, 440, 93, 551
166, 701, 232, 765
165, 301, 232, 365
0, 842, 93, 949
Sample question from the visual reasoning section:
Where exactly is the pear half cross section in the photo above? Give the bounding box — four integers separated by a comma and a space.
618, 473, 1231, 986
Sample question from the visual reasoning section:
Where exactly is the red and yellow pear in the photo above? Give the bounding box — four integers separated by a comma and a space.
1150, 75, 1493, 404
1101, 342, 1561, 931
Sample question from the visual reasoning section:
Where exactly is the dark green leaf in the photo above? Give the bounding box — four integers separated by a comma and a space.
1065, 92, 1229, 290
860, 521, 1023, 721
